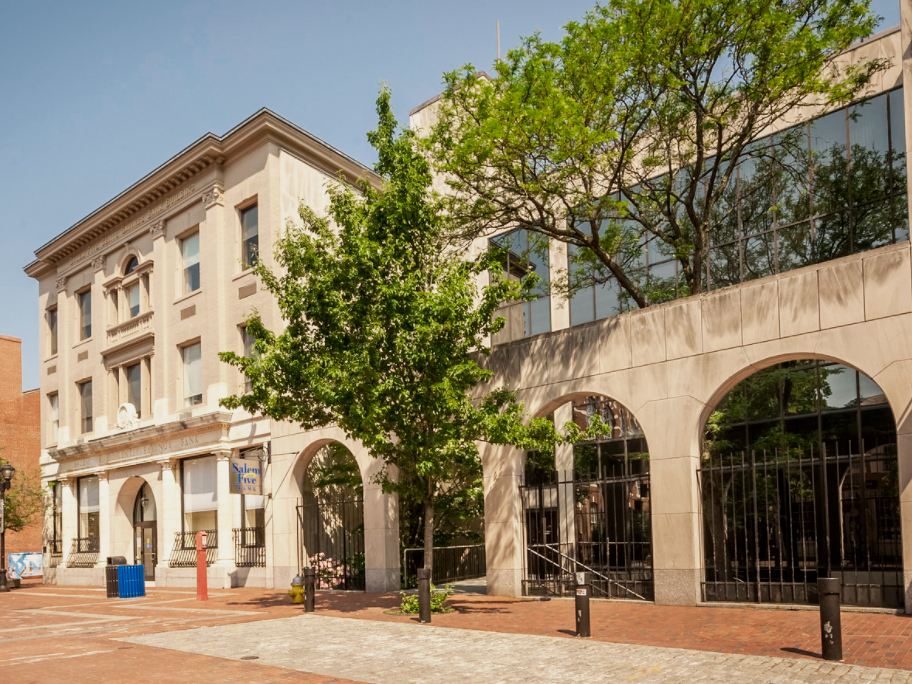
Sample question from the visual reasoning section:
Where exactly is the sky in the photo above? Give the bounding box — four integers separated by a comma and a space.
0, 0, 902, 391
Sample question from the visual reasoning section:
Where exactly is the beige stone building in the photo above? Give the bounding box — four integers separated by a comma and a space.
24, 111, 399, 590
25, 19, 912, 614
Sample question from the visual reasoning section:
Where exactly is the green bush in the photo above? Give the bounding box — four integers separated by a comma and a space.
399, 583, 454, 614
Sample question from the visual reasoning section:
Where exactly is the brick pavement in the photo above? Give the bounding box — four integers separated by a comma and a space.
2, 581, 912, 682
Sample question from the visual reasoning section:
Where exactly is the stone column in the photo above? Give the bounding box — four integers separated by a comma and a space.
215, 450, 235, 566
61, 477, 77, 561
158, 459, 180, 573
362, 457, 400, 592
96, 471, 111, 565
554, 402, 576, 565
482, 443, 526, 597
902, 0, 912, 213
637, 396, 705, 606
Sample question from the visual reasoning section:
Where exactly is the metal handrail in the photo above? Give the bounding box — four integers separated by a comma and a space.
526, 543, 647, 601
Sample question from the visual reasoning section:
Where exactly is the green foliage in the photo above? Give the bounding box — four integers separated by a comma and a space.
430, 0, 887, 306
0, 454, 42, 533
220, 87, 562, 572
399, 583, 455, 614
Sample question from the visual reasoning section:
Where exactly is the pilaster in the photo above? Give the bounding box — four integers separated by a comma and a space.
96, 471, 110, 564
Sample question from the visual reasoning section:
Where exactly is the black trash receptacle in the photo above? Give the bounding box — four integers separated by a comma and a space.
105, 556, 128, 598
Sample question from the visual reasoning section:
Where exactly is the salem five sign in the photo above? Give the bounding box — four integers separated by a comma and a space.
229, 456, 263, 495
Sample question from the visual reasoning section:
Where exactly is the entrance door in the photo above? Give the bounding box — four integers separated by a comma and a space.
134, 521, 157, 580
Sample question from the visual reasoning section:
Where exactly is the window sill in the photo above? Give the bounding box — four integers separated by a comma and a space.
45, 353, 58, 363
232, 269, 256, 283
173, 289, 202, 306
73, 337, 93, 349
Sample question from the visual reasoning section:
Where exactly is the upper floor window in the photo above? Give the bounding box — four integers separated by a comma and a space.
182, 342, 202, 407
490, 229, 551, 341
241, 325, 257, 392
124, 257, 138, 275
77, 289, 92, 340
48, 392, 58, 443
78, 379, 93, 434
241, 205, 259, 269
126, 282, 140, 318
125, 362, 141, 416
47, 307, 58, 356
181, 232, 200, 294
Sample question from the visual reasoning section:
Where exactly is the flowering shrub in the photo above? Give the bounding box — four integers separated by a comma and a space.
399, 583, 454, 614
308, 552, 347, 589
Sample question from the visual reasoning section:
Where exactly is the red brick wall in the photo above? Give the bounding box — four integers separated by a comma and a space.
0, 335, 42, 555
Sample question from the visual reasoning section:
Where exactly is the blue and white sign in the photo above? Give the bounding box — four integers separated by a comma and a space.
8, 552, 42, 579
229, 455, 263, 495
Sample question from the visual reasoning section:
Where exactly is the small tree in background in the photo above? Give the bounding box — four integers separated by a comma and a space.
220, 88, 559, 579
430, 0, 888, 305
0, 453, 42, 534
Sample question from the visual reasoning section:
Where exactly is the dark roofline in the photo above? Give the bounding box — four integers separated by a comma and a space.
31, 108, 377, 260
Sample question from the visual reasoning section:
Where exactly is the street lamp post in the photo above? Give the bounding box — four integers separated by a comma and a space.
0, 463, 16, 593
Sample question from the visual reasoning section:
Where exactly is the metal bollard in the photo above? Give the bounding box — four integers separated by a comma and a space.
304, 567, 315, 613
417, 567, 432, 624
818, 577, 843, 661
575, 571, 591, 638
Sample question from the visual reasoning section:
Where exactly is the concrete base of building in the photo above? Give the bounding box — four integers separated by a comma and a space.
653, 569, 700, 606
486, 568, 523, 597
53, 567, 105, 586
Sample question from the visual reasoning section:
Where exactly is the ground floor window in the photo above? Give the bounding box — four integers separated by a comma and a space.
182, 455, 217, 534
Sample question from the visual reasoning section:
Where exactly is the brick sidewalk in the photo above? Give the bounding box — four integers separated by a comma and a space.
2, 582, 911, 682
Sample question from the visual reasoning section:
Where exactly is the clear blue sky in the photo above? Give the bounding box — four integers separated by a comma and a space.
0, 0, 901, 391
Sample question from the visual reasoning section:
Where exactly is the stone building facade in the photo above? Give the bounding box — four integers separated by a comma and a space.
24, 112, 399, 589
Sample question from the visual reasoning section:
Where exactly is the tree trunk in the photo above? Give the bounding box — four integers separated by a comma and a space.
423, 498, 435, 582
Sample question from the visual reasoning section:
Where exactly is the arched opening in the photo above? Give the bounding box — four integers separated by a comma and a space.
701, 359, 901, 607
132, 481, 157, 581
124, 256, 139, 275
521, 394, 652, 600
297, 442, 365, 590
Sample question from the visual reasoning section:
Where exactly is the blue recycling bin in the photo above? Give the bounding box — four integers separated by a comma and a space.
116, 564, 146, 598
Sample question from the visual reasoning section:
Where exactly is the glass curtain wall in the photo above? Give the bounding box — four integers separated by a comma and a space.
570, 88, 907, 327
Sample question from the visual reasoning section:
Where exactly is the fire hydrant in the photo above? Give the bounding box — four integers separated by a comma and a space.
288, 575, 305, 604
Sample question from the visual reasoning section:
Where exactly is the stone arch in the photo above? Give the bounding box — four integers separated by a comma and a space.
118, 246, 143, 275
697, 352, 902, 608
112, 473, 161, 565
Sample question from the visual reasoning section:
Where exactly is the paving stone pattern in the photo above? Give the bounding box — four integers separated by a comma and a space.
127, 614, 912, 684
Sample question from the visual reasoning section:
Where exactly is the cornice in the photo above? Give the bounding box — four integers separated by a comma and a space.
48, 410, 235, 462
24, 109, 380, 280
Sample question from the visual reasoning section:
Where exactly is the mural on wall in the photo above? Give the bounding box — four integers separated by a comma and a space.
8, 552, 42, 578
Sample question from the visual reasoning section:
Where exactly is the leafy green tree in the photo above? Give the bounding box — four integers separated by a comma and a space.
0, 454, 42, 533
220, 88, 560, 578
429, 0, 887, 306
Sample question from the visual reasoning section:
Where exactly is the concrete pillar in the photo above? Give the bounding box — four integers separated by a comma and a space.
554, 402, 576, 565
61, 477, 77, 560
362, 457, 400, 592
637, 396, 705, 606
96, 471, 110, 565
215, 450, 235, 566
158, 459, 179, 572
268, 434, 301, 589
902, 0, 912, 214
549, 233, 570, 332
482, 442, 526, 597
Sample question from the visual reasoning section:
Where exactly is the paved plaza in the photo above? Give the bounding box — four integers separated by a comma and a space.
2, 582, 912, 682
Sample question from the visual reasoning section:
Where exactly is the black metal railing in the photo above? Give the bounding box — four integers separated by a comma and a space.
402, 544, 486, 588
520, 476, 653, 601
168, 530, 218, 567
700, 442, 902, 608
66, 537, 99, 568
233, 527, 265, 567
297, 497, 365, 590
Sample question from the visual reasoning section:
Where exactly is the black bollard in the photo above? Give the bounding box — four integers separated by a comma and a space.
304, 567, 315, 613
817, 577, 843, 661
575, 571, 591, 638
417, 567, 432, 624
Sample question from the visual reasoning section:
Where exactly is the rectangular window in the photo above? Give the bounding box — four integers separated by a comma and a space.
182, 342, 202, 406
48, 393, 58, 443
78, 380, 93, 434
78, 289, 92, 340
490, 228, 551, 341
48, 307, 58, 356
182, 232, 200, 294
126, 283, 140, 318
241, 326, 256, 391
77, 475, 99, 540
241, 205, 259, 269
125, 363, 141, 416
182, 456, 217, 534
